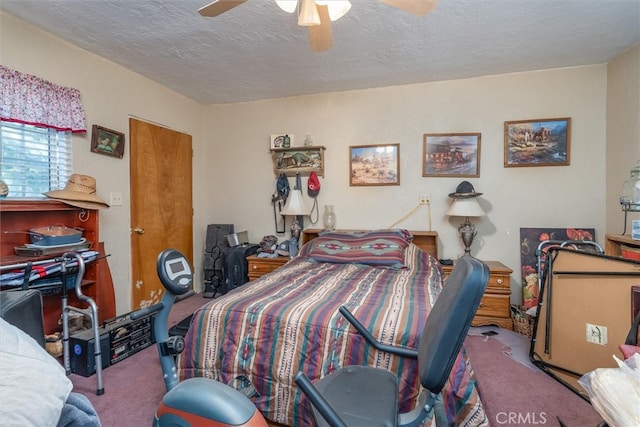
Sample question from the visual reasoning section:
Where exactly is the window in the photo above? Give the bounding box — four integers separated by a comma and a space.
0, 120, 72, 198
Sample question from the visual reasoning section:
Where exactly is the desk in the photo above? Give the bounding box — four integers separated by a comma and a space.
1, 200, 115, 333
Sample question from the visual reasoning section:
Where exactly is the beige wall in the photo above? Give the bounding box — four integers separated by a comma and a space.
1, 13, 205, 314
3, 12, 638, 311
204, 66, 608, 302
605, 43, 640, 235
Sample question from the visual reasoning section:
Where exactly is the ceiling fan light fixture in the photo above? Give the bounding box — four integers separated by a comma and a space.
315, 1, 351, 21
379, 0, 439, 16
298, 0, 321, 26
275, 0, 297, 13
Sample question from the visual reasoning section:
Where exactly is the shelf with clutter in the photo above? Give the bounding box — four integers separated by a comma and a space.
0, 174, 116, 334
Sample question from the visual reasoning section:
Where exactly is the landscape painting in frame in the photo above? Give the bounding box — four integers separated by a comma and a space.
519, 227, 596, 309
504, 118, 571, 167
350, 144, 400, 186
423, 133, 481, 177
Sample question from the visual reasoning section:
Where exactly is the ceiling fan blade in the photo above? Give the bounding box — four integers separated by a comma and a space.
379, 0, 438, 16
308, 4, 333, 52
198, 0, 247, 17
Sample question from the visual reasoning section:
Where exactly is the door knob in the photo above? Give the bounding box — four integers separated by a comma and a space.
134, 227, 145, 234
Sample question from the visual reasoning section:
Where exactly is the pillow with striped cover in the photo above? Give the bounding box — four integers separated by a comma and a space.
303, 230, 412, 268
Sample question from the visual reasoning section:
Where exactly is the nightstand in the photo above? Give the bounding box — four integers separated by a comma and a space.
441, 260, 513, 330
246, 255, 290, 281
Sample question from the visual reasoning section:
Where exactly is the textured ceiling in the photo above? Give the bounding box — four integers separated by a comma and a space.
2, 0, 639, 105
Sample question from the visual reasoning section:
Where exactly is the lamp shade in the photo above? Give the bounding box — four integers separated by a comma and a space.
275, 0, 297, 13
446, 198, 485, 218
281, 189, 311, 216
298, 0, 321, 26
380, 0, 438, 16
315, 1, 352, 21
276, 1, 352, 21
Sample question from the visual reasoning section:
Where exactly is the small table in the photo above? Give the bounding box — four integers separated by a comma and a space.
246, 255, 289, 282
441, 260, 513, 330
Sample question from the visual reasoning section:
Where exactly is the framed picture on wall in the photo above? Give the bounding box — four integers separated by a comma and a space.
422, 133, 481, 177
91, 125, 125, 159
349, 143, 400, 186
504, 117, 571, 167
271, 146, 325, 177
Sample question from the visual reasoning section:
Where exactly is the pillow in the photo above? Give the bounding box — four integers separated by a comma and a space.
0, 318, 73, 427
304, 230, 411, 268
318, 229, 413, 242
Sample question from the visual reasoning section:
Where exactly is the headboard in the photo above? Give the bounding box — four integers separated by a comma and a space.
301, 229, 439, 259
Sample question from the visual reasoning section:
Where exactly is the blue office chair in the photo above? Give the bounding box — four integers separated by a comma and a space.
295, 255, 490, 427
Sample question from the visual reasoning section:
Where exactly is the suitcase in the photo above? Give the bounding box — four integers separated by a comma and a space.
203, 224, 234, 298
222, 244, 259, 294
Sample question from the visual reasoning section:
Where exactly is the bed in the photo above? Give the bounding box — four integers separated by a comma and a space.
177, 229, 487, 426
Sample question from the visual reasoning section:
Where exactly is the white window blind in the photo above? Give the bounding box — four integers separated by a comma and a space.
0, 120, 72, 198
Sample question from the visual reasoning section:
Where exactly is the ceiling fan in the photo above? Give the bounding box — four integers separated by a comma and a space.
198, 0, 438, 52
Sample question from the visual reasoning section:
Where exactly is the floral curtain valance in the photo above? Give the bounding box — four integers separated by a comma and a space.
0, 65, 87, 133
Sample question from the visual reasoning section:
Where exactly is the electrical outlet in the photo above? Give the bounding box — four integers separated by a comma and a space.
419, 194, 431, 204
585, 323, 608, 345
110, 192, 123, 206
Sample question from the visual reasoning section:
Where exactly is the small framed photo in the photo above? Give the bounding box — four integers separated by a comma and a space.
423, 133, 481, 177
270, 134, 295, 149
350, 143, 400, 186
504, 117, 571, 167
91, 125, 125, 159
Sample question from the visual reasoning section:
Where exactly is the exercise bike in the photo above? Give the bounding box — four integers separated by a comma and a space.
131, 248, 268, 427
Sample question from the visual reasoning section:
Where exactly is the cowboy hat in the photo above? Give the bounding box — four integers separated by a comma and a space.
448, 181, 483, 199
44, 174, 110, 209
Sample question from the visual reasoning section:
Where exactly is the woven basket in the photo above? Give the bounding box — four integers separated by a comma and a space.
45, 332, 63, 358
511, 305, 534, 339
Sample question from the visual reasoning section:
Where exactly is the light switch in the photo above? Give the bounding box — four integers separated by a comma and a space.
110, 192, 123, 206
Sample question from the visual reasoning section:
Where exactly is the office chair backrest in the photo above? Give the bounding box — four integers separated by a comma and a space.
418, 256, 489, 393
0, 289, 46, 348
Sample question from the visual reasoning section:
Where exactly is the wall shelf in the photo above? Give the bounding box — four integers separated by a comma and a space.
605, 233, 640, 258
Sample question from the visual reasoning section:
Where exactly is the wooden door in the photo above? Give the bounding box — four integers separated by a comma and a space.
129, 118, 193, 309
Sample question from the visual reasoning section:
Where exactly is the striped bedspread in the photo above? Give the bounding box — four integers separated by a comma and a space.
177, 244, 487, 426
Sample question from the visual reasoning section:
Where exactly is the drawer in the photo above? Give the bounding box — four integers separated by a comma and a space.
487, 273, 510, 290
476, 293, 510, 318
249, 261, 282, 274
246, 256, 289, 280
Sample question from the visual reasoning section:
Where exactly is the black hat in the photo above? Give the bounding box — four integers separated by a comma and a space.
448, 181, 482, 198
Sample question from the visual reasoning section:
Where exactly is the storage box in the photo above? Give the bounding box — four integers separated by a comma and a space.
225, 231, 249, 247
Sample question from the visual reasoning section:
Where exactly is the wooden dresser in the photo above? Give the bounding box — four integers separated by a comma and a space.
246, 255, 289, 281
442, 260, 513, 330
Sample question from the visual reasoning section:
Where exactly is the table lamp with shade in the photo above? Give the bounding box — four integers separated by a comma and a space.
446, 181, 485, 256
280, 189, 311, 257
